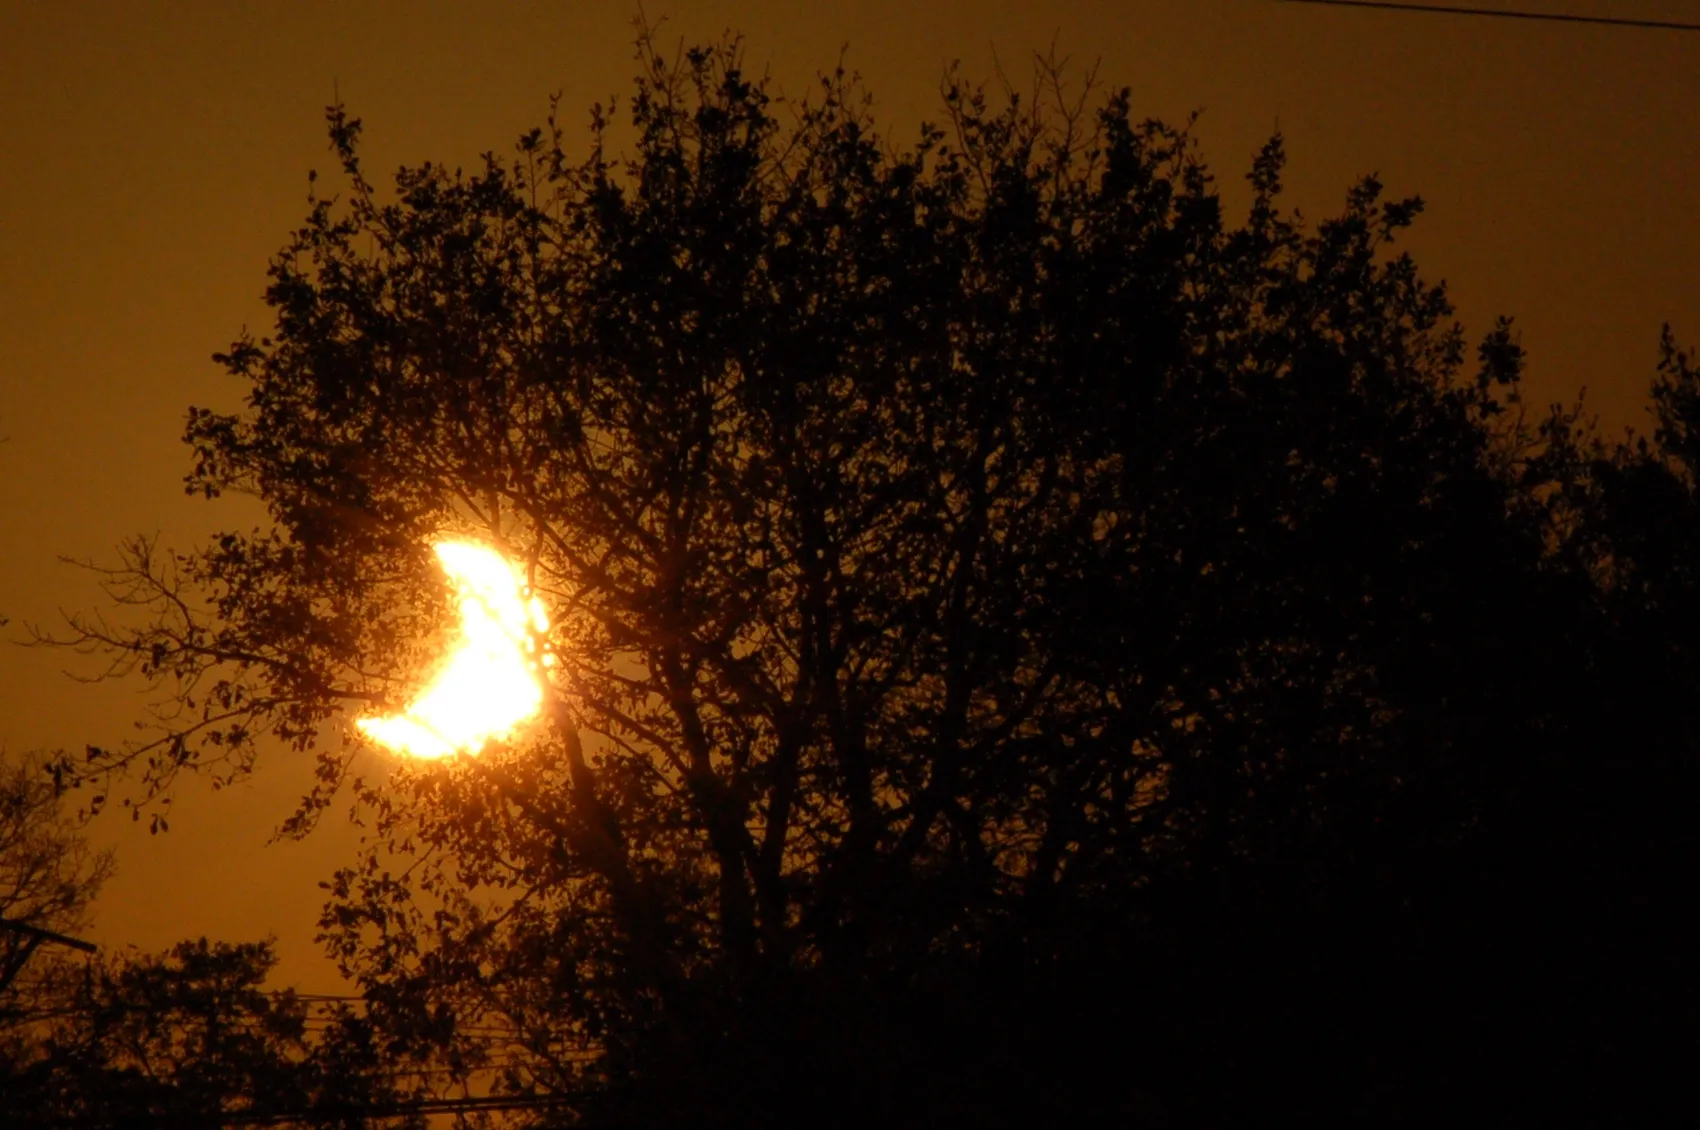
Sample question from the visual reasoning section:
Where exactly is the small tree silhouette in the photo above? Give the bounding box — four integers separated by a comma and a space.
2, 938, 404, 1129
1, 751, 112, 1039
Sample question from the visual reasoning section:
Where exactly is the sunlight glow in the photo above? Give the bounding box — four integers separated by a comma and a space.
357, 541, 549, 759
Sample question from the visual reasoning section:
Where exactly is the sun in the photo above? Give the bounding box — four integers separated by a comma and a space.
357, 541, 551, 759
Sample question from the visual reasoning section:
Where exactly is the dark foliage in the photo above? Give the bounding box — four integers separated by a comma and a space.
1, 750, 112, 1070
0, 938, 402, 1129
43, 31, 1698, 1127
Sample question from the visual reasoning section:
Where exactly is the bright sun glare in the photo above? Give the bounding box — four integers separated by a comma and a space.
357, 541, 551, 759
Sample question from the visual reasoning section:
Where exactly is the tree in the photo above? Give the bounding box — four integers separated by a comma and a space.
0, 937, 406, 1129
51, 31, 1698, 1126
1, 685, 396, 1127
1, 750, 112, 1056
2, 430, 110, 1019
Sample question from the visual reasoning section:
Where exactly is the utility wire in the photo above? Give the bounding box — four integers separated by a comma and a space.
1274, 0, 1700, 32
0, 916, 97, 953
218, 1091, 588, 1126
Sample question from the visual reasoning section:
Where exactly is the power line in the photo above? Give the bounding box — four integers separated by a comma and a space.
218, 1090, 587, 1126
0, 917, 97, 953
1273, 0, 1700, 32
1, 917, 97, 995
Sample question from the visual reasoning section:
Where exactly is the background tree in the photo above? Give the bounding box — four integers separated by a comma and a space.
2, 430, 109, 1021
0, 937, 408, 1129
1, 750, 113, 1071
51, 31, 1698, 1127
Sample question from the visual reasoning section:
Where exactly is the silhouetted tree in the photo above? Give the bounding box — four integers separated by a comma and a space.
1, 750, 113, 1066
49, 30, 1698, 1127
2, 438, 112, 1034
0, 937, 407, 1129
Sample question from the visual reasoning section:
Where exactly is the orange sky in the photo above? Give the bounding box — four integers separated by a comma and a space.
3, 0, 1697, 992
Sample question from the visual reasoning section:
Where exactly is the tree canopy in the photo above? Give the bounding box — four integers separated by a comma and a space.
44, 33, 1700, 1127
0, 937, 412, 1129
1, 749, 113, 1068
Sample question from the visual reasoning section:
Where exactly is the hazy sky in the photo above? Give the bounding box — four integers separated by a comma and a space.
3, 0, 1697, 991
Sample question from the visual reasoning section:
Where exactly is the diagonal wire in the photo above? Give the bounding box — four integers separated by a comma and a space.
1273, 0, 1700, 32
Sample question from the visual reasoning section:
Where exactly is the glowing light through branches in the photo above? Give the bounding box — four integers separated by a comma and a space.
357, 541, 550, 759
